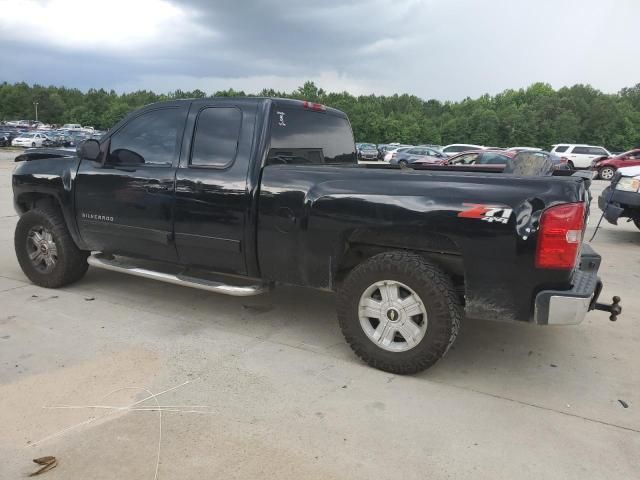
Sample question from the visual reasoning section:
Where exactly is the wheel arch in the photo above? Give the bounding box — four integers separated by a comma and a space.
14, 192, 87, 250
332, 232, 465, 302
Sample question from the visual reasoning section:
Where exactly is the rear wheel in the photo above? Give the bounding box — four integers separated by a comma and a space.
15, 207, 89, 288
337, 251, 462, 374
398, 159, 409, 167
599, 166, 615, 180
567, 161, 575, 170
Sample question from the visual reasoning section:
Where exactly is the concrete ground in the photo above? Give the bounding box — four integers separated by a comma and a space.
0, 149, 638, 479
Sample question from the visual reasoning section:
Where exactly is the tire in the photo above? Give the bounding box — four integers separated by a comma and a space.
15, 207, 89, 288
398, 159, 408, 167
337, 251, 462, 374
599, 166, 615, 180
567, 161, 575, 170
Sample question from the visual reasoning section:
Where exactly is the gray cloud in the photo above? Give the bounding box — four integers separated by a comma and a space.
1, 0, 639, 99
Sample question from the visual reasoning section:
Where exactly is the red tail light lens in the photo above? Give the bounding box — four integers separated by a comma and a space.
535, 202, 586, 270
559, 156, 568, 164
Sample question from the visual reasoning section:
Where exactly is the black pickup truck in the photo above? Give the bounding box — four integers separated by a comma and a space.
12, 98, 621, 374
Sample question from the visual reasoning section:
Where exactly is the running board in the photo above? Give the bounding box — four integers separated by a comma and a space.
87, 253, 270, 296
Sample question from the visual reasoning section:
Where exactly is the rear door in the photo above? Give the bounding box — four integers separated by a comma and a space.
173, 101, 256, 275
75, 104, 189, 262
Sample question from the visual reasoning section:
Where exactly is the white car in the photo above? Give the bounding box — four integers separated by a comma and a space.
11, 132, 47, 148
441, 143, 485, 157
550, 144, 610, 169
62, 123, 83, 131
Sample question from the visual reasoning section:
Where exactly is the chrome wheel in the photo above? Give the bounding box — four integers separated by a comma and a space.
26, 225, 58, 273
358, 280, 428, 352
599, 167, 615, 180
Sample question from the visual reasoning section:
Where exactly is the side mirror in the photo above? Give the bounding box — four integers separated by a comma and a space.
78, 139, 101, 161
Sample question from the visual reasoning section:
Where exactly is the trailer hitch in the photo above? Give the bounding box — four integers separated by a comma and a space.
594, 296, 622, 321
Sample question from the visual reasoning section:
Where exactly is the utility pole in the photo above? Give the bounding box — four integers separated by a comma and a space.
33, 101, 39, 123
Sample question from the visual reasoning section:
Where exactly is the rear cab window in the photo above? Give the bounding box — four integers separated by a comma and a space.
554, 145, 569, 153
267, 103, 356, 165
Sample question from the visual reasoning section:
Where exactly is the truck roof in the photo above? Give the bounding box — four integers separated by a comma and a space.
138, 97, 348, 118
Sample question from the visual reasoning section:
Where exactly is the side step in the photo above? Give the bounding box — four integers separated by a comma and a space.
87, 253, 271, 297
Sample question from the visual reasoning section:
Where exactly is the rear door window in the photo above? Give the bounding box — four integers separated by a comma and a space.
554, 145, 569, 153
571, 146, 590, 155
479, 153, 509, 164
190, 107, 242, 168
268, 106, 356, 165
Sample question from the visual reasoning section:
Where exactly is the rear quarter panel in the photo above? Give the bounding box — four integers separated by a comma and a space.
257, 165, 587, 323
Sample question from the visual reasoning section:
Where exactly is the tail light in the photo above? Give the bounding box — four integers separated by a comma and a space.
559, 156, 568, 164
535, 202, 586, 270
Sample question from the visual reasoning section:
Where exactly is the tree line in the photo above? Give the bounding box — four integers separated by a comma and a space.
1, 80, 639, 151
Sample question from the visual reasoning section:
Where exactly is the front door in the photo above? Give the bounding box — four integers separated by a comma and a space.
75, 105, 189, 262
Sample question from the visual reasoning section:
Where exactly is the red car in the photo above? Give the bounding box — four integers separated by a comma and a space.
593, 149, 640, 180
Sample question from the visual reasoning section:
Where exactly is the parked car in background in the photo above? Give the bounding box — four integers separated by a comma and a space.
599, 166, 640, 230
11, 132, 47, 148
0, 130, 18, 147
356, 143, 380, 161
390, 146, 447, 166
592, 149, 640, 180
445, 149, 515, 170
383, 145, 413, 162
61, 123, 83, 131
550, 144, 610, 169
441, 143, 485, 157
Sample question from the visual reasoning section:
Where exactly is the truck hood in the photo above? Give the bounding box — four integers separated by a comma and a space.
618, 166, 640, 178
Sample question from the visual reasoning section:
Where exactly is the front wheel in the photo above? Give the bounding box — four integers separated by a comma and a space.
337, 251, 462, 374
599, 166, 615, 180
15, 207, 89, 288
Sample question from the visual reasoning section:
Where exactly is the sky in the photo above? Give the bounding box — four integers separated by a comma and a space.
0, 0, 638, 100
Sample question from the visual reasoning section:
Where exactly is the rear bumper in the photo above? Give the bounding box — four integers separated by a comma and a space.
533, 245, 603, 325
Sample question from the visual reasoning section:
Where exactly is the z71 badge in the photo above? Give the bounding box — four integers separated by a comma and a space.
458, 203, 512, 224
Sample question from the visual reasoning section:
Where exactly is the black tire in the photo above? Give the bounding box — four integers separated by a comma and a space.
567, 161, 575, 170
599, 166, 615, 180
398, 159, 409, 167
15, 207, 89, 288
337, 251, 462, 374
